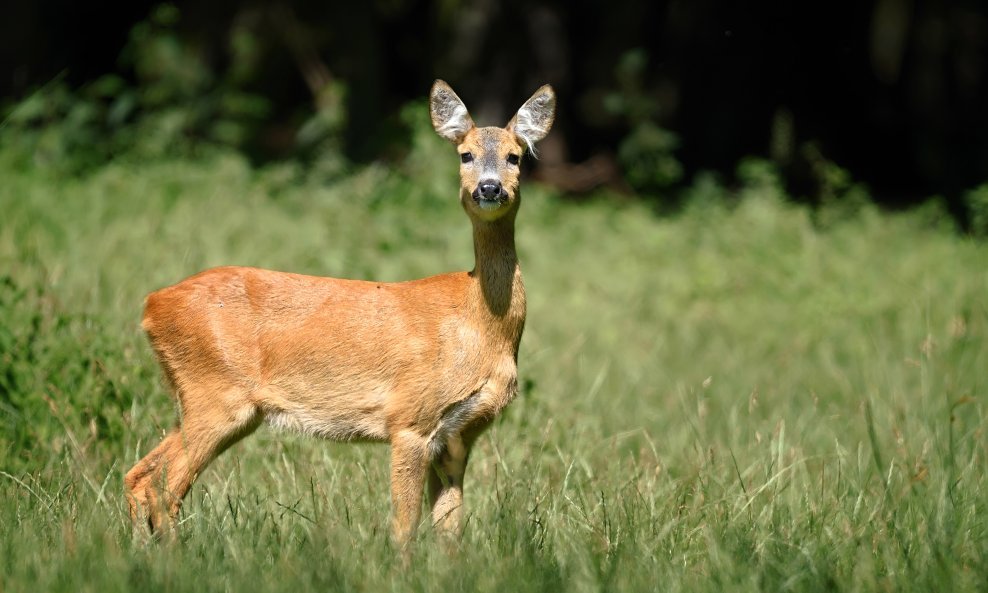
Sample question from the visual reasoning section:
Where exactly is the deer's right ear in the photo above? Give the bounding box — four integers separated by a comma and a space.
430, 80, 475, 143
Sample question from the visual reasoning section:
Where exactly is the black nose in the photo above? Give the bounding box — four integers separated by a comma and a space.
478, 180, 502, 199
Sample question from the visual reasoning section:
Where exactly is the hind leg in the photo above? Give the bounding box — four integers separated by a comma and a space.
125, 389, 260, 532
125, 427, 181, 530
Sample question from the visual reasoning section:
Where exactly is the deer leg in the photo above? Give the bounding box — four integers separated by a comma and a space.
125, 427, 183, 531
125, 390, 259, 532
389, 430, 430, 550
427, 434, 469, 539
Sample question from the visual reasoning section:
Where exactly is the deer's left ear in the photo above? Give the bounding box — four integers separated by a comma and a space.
507, 85, 556, 156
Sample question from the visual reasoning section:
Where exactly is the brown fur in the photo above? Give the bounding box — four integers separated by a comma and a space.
124, 80, 556, 548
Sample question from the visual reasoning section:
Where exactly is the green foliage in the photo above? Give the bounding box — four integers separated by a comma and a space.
736, 156, 786, 202
679, 170, 728, 212
800, 142, 873, 227
0, 274, 135, 470
1, 143, 986, 591
0, 4, 271, 173
617, 122, 683, 195
964, 183, 988, 236
0, 75, 123, 172
605, 49, 683, 194
295, 80, 350, 182
119, 3, 271, 154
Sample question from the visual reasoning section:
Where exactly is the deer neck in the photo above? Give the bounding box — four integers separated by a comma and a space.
469, 207, 525, 333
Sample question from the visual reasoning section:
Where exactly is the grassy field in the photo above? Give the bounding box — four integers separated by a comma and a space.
0, 147, 986, 592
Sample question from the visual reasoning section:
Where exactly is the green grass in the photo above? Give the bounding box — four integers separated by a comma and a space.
1, 149, 986, 592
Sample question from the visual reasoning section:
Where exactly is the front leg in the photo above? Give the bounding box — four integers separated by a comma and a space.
428, 434, 469, 538
389, 430, 430, 550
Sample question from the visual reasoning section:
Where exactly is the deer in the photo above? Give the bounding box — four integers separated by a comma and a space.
124, 80, 556, 549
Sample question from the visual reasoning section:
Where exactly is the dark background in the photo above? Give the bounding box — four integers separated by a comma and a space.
3, 0, 986, 221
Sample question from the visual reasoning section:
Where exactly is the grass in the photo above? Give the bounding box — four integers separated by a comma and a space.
0, 146, 986, 592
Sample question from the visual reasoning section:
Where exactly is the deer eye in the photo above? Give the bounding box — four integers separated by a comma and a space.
460, 152, 474, 163
507, 154, 520, 165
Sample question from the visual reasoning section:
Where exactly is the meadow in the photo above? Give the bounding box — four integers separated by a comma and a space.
0, 140, 985, 591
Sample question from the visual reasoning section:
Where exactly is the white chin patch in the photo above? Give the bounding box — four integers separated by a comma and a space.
477, 198, 502, 211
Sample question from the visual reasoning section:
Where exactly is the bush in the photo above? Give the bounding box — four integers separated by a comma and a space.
0, 4, 271, 174
964, 183, 988, 237
605, 49, 683, 195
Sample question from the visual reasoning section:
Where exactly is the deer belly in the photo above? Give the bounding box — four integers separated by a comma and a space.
259, 384, 390, 442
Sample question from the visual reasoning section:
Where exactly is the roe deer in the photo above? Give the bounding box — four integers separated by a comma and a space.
124, 80, 556, 547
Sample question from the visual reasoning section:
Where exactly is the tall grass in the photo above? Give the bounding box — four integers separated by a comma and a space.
1, 149, 985, 591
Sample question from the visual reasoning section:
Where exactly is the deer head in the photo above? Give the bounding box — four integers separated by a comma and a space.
430, 80, 556, 222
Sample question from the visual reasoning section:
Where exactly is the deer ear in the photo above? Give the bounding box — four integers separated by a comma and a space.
507, 84, 556, 156
430, 80, 475, 143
